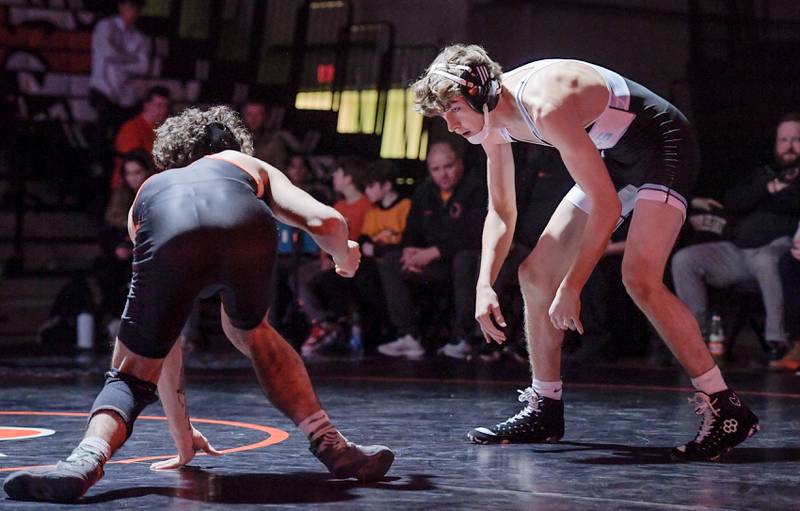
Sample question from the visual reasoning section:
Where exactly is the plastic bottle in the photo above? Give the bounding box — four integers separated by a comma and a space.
708, 313, 726, 357
348, 312, 364, 358
76, 312, 95, 350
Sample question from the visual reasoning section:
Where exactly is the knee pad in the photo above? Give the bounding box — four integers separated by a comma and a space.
89, 369, 158, 439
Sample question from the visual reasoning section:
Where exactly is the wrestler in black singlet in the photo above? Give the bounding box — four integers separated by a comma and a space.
118, 156, 277, 358
502, 59, 700, 218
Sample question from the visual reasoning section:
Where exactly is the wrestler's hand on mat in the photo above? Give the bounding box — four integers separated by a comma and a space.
333, 240, 361, 277
150, 426, 222, 471
549, 285, 584, 334
475, 285, 507, 344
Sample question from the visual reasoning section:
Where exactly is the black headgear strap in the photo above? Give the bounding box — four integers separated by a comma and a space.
428, 63, 500, 113
206, 122, 241, 153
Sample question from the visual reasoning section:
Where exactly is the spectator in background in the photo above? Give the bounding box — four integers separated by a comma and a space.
241, 100, 320, 170
270, 154, 332, 333
38, 149, 156, 348
671, 113, 800, 356
353, 160, 412, 349
487, 147, 575, 363
770, 221, 800, 371
89, 0, 150, 140
377, 141, 486, 359
299, 157, 373, 355
109, 86, 170, 189
285, 153, 334, 205
100, 149, 156, 329
564, 219, 648, 362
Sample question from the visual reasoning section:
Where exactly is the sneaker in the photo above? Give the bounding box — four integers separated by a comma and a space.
301, 321, 337, 357
769, 342, 800, 372
766, 340, 789, 361
377, 334, 424, 359
467, 387, 564, 444
3, 446, 105, 502
438, 339, 471, 360
672, 389, 760, 462
310, 430, 394, 482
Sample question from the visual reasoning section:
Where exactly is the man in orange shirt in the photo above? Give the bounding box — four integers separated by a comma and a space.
109, 86, 171, 189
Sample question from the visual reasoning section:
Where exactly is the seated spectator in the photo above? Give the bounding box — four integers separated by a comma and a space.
269, 154, 332, 333
109, 86, 171, 189
299, 156, 373, 354
479, 146, 574, 362
241, 99, 320, 171
353, 160, 412, 349
39, 149, 156, 347
770, 221, 800, 371
99, 149, 156, 329
376, 141, 486, 359
564, 220, 648, 362
671, 113, 800, 357
285, 153, 334, 204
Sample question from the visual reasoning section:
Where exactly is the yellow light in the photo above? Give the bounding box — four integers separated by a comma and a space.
295, 91, 333, 111
379, 88, 427, 159
336, 90, 360, 133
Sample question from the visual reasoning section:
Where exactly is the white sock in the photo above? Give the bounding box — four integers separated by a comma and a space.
298, 410, 337, 443
532, 378, 563, 400
690, 365, 728, 395
69, 436, 112, 465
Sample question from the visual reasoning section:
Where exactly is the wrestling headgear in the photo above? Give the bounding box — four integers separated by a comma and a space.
206, 122, 241, 153
428, 63, 500, 144
428, 63, 500, 113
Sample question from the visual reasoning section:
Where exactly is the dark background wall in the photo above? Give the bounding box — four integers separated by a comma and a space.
2, 0, 799, 194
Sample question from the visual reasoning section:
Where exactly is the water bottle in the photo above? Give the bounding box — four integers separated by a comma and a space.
348, 312, 364, 358
708, 313, 726, 358
76, 312, 95, 350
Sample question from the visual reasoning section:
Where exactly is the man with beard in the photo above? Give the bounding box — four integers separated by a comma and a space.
671, 112, 800, 358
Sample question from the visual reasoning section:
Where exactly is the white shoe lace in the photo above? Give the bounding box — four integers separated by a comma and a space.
690, 392, 720, 443
498, 387, 540, 427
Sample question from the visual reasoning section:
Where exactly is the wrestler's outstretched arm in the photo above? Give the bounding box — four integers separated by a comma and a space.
151, 341, 221, 470
214, 150, 360, 278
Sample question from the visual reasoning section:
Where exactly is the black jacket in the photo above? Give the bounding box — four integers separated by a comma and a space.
723, 165, 800, 248
402, 173, 487, 260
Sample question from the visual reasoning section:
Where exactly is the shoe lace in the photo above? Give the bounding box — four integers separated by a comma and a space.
498, 387, 541, 426
317, 429, 348, 453
690, 392, 720, 443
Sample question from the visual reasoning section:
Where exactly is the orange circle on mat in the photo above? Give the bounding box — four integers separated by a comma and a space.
0, 427, 55, 441
0, 411, 289, 473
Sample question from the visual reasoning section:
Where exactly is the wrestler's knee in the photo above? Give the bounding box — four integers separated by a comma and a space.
89, 369, 158, 439
621, 264, 661, 305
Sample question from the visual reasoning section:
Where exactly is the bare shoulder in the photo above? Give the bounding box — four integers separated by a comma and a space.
523, 61, 604, 107
210, 150, 272, 197
211, 150, 263, 169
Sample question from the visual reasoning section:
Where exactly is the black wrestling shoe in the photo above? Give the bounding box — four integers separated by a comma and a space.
672, 389, 760, 462
310, 430, 394, 482
3, 446, 106, 502
468, 387, 564, 444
